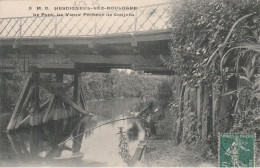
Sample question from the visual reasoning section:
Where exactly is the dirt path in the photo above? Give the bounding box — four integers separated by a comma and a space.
141, 139, 216, 167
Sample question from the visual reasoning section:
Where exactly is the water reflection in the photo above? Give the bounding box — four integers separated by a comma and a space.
0, 116, 93, 166
127, 122, 140, 141
118, 127, 133, 166
0, 98, 144, 166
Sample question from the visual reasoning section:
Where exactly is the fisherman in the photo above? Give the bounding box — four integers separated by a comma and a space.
136, 94, 159, 138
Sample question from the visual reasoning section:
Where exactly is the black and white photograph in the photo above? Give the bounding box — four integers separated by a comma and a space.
0, 0, 259, 167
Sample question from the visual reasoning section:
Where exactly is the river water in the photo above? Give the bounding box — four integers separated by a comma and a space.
0, 97, 145, 167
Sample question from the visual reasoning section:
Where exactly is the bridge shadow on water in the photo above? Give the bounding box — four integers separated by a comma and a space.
0, 116, 104, 167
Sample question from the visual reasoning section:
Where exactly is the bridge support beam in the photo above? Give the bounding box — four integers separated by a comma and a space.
30, 72, 40, 126
6, 71, 92, 132
73, 73, 81, 117
7, 74, 32, 131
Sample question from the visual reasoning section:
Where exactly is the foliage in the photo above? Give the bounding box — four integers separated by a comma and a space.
164, 0, 260, 150
0, 71, 26, 112
155, 110, 175, 140
146, 77, 177, 139
221, 40, 260, 162
1, 70, 164, 113
82, 70, 165, 100
153, 78, 176, 139
224, 39, 260, 133
165, 0, 260, 87
117, 127, 133, 166
156, 78, 174, 108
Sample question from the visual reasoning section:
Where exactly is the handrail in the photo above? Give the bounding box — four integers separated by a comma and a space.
0, 2, 172, 19
0, 2, 172, 38
137, 2, 172, 9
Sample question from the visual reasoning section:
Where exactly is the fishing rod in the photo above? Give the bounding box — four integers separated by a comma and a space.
58, 115, 139, 147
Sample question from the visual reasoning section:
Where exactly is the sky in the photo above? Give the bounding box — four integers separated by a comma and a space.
0, 0, 170, 18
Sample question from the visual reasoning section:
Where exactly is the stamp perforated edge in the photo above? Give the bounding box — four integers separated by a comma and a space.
217, 132, 256, 167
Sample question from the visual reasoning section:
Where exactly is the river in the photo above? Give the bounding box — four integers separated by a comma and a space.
0, 97, 145, 167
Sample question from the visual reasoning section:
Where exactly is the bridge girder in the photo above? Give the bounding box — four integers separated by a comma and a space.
0, 36, 173, 75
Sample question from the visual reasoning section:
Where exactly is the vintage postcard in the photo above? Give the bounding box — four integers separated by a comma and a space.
0, 0, 259, 167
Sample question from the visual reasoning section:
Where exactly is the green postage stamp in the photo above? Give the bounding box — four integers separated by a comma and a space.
219, 133, 255, 167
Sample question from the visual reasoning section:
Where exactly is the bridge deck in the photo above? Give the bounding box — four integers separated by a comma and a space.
0, 30, 171, 46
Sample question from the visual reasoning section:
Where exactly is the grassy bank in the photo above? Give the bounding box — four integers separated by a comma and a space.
142, 140, 215, 167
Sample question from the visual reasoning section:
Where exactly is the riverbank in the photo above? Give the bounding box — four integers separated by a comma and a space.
142, 139, 216, 167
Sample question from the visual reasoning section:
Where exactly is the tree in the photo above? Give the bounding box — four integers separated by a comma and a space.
165, 0, 260, 87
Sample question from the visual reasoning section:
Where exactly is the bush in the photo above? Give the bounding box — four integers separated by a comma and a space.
82, 70, 165, 100
155, 110, 175, 139
156, 79, 173, 108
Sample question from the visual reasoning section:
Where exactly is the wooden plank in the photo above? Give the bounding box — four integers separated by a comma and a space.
72, 123, 85, 154
39, 78, 94, 116
73, 74, 80, 117
56, 73, 68, 120
53, 99, 65, 121
15, 86, 34, 129
61, 102, 69, 118
40, 99, 50, 112
64, 103, 73, 117
80, 82, 88, 111
80, 93, 86, 111
42, 95, 55, 123
57, 100, 64, 120
19, 115, 29, 127
175, 83, 185, 145
202, 86, 210, 140
29, 106, 35, 126
53, 100, 59, 121
182, 87, 190, 138
196, 85, 203, 138
212, 83, 216, 138
7, 74, 32, 132
60, 102, 66, 119
63, 82, 74, 117
32, 72, 40, 126
0, 31, 171, 46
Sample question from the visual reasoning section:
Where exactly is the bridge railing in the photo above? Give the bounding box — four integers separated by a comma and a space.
0, 2, 172, 38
